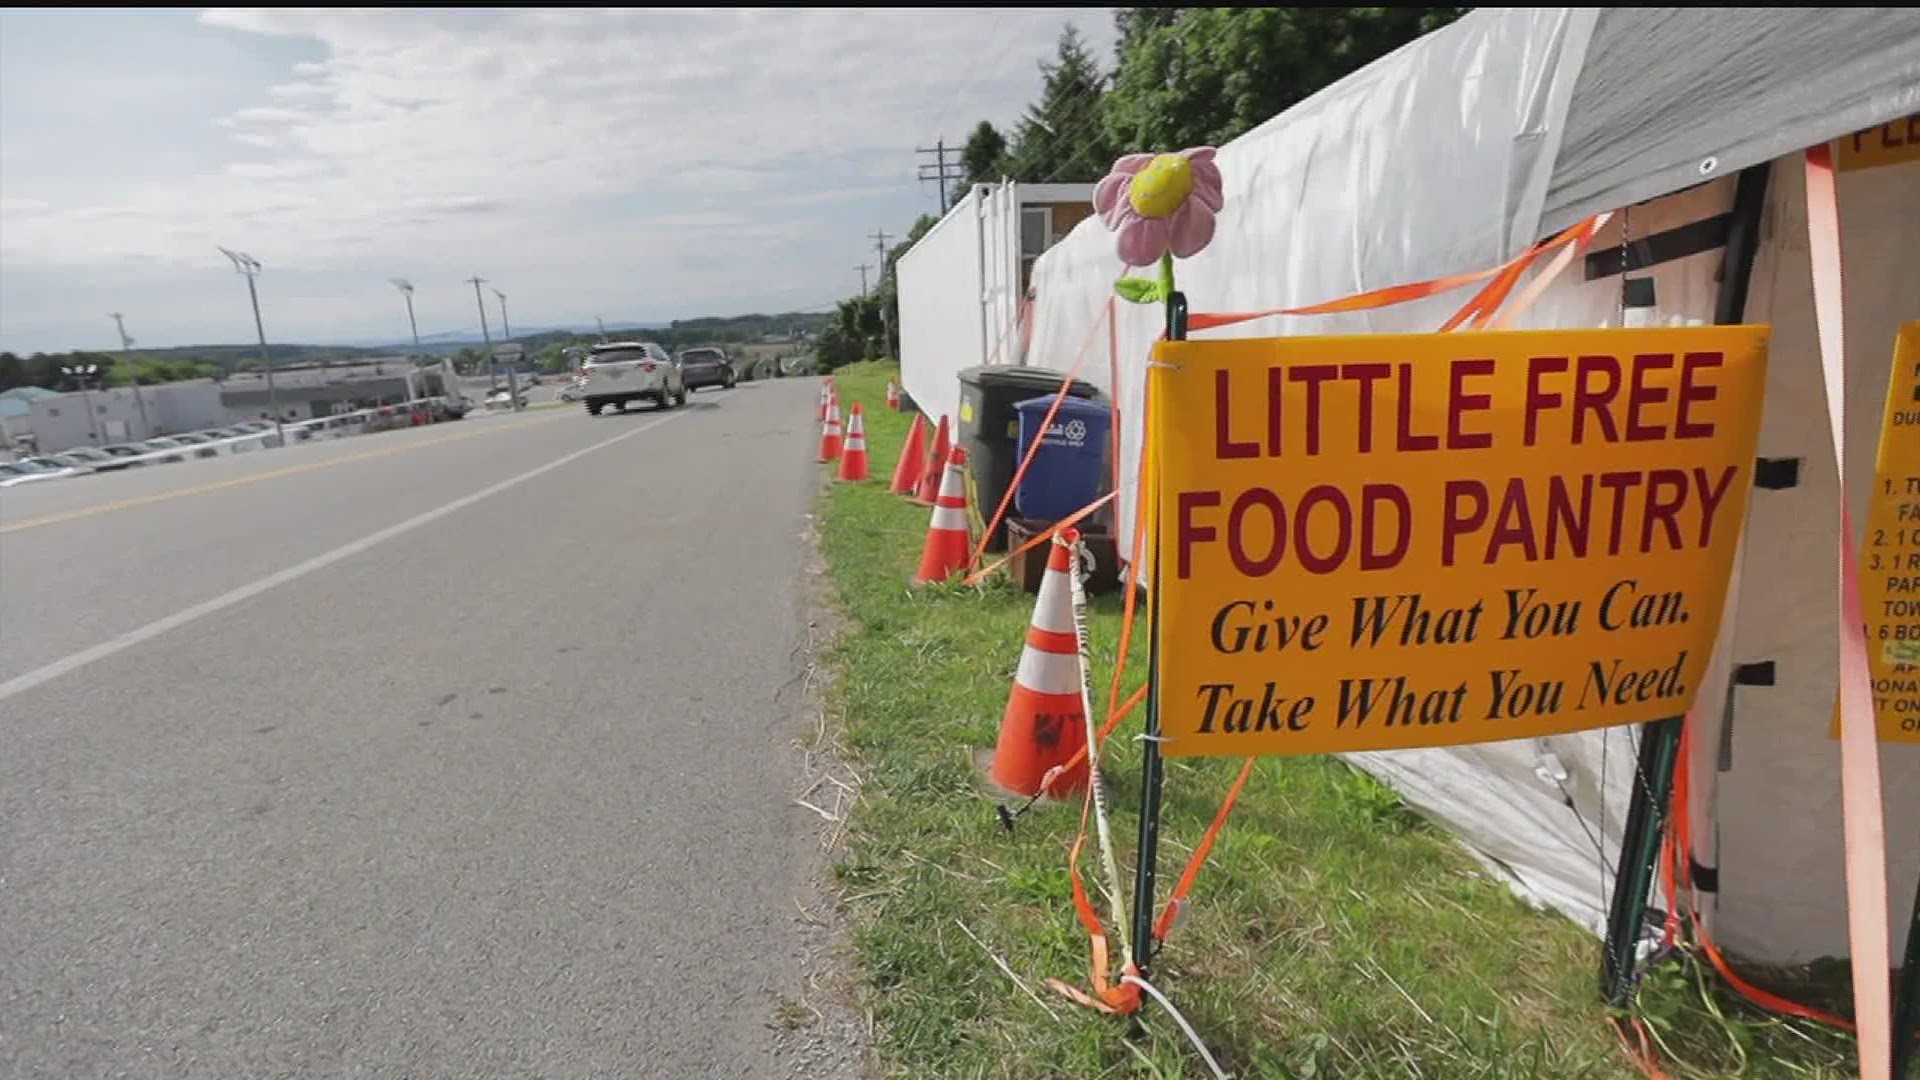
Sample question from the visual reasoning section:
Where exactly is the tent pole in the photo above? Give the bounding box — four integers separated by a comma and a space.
1600, 162, 1771, 1008
1130, 290, 1185, 975
1893, 871, 1919, 1077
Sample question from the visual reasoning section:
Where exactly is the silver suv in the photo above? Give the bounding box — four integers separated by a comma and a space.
579, 341, 686, 416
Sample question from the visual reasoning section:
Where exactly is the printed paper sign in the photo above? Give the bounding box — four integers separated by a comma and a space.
1150, 327, 1769, 757
1848, 322, 1920, 742
1835, 113, 1920, 173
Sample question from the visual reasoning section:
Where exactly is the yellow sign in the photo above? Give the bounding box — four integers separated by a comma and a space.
1150, 327, 1769, 757
1852, 322, 1920, 742
1835, 113, 1920, 172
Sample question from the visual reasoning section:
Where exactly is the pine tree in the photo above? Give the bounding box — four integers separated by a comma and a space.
1005, 25, 1117, 183
960, 120, 1010, 189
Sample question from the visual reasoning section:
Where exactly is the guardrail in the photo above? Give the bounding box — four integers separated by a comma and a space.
0, 396, 464, 488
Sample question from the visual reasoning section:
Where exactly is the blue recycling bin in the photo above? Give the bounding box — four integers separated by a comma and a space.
1013, 394, 1112, 520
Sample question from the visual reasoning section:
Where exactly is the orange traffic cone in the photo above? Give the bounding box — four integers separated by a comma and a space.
912, 415, 952, 505
818, 384, 829, 421
888, 412, 929, 496
837, 404, 870, 481
818, 399, 843, 462
885, 381, 900, 411
912, 446, 971, 586
987, 529, 1091, 798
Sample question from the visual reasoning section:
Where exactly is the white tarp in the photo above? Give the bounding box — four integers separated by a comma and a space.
1020, 6, 1920, 964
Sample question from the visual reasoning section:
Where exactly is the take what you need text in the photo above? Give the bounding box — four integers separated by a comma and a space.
1151, 327, 1769, 757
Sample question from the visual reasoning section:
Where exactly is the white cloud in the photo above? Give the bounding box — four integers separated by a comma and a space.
0, 8, 1118, 350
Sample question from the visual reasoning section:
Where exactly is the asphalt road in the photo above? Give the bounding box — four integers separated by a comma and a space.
0, 380, 838, 1078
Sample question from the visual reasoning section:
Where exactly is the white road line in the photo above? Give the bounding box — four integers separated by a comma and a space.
0, 410, 688, 705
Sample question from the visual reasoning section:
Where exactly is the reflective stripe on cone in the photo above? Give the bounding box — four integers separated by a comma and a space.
912, 446, 971, 586
989, 531, 1090, 797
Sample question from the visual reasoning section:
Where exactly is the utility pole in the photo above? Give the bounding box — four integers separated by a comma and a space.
468, 275, 496, 393
917, 140, 964, 214
871, 227, 894, 361
390, 279, 420, 347
217, 247, 284, 449
107, 312, 151, 437
854, 263, 871, 296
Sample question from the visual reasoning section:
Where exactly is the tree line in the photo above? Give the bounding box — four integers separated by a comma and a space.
814, 7, 1467, 370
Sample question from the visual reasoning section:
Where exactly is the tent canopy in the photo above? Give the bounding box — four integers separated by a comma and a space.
1014, 5, 1920, 967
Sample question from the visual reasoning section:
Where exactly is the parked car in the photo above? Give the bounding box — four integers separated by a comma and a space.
579, 341, 685, 415
135, 437, 187, 464
0, 458, 75, 486
50, 447, 114, 469
558, 381, 585, 402
677, 347, 736, 392
169, 433, 221, 458
485, 387, 526, 410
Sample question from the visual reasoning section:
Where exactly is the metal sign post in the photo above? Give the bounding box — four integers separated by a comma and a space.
1600, 716, 1682, 1005
1129, 290, 1185, 974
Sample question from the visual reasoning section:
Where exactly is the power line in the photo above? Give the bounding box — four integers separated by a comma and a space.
854, 263, 871, 295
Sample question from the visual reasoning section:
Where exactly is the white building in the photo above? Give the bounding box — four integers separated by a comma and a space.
23, 382, 226, 452
896, 181, 1095, 424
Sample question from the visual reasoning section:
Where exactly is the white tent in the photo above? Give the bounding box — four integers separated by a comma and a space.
1018, 7, 1920, 974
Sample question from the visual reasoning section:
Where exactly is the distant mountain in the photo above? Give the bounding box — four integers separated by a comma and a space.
13, 312, 831, 371
325, 321, 671, 351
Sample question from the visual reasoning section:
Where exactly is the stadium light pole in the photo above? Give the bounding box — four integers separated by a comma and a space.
391, 279, 421, 348
491, 288, 522, 412
391, 279, 422, 408
59, 362, 104, 445
107, 312, 152, 437
468, 275, 496, 392
217, 247, 284, 449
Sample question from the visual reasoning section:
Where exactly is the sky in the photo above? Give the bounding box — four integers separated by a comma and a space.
0, 8, 1118, 354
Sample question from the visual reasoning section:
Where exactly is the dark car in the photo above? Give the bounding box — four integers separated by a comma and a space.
676, 347, 736, 392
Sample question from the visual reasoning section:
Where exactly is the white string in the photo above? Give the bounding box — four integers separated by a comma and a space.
1122, 973, 1231, 1079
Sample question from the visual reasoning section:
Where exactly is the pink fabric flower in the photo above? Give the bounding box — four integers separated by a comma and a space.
1092, 147, 1223, 268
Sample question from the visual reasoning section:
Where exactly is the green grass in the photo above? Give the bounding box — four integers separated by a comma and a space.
815, 361, 1859, 1078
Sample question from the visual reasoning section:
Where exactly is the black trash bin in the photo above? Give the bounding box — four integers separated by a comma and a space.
955, 365, 1104, 552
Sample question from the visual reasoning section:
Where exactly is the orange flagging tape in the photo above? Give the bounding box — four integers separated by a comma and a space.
1152, 756, 1256, 942
1187, 214, 1603, 334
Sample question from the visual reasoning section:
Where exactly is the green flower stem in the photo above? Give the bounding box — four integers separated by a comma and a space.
1157, 251, 1175, 297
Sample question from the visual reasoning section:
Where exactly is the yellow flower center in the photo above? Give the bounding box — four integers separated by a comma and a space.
1127, 154, 1193, 219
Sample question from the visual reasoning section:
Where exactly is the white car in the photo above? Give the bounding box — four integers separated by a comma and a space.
579, 341, 685, 415
0, 458, 76, 487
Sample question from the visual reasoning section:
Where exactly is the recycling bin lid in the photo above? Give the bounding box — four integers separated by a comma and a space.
1013, 394, 1111, 420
